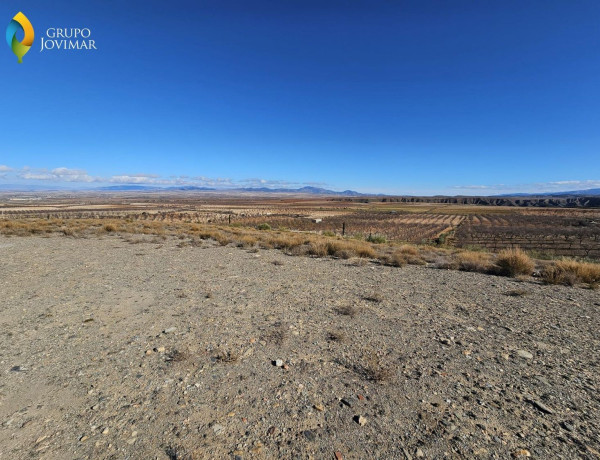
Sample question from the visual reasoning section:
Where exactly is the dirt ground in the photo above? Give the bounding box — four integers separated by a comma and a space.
0, 235, 599, 459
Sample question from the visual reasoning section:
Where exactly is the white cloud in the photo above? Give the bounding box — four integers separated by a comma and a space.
2, 165, 331, 191
19, 167, 96, 182
451, 185, 493, 190
240, 178, 306, 188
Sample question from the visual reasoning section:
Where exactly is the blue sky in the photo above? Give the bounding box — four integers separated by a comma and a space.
1, 0, 599, 195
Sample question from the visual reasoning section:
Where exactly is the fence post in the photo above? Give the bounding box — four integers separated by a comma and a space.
342, 222, 346, 236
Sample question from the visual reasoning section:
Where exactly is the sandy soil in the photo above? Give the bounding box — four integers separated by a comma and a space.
0, 235, 599, 459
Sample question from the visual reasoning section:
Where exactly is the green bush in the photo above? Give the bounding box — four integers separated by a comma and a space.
366, 233, 386, 244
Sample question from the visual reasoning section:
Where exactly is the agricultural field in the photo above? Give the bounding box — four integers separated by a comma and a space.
455, 213, 600, 258
1, 192, 599, 259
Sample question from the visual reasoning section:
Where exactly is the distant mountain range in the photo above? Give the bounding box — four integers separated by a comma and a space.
1, 183, 600, 197
95, 185, 365, 196
495, 188, 600, 197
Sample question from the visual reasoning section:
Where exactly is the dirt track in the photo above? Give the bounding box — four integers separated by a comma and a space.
1, 235, 599, 459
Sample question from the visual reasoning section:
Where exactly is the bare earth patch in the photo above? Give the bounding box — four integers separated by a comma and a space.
0, 235, 599, 459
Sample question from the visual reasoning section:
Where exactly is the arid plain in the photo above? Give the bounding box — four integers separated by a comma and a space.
1, 193, 599, 459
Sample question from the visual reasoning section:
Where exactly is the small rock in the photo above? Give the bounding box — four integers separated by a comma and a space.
145, 350, 153, 355
102, 427, 109, 435
212, 424, 224, 435
163, 327, 176, 334
314, 403, 325, 412
416, 447, 424, 457
512, 449, 531, 457
274, 359, 284, 367
354, 415, 367, 426
341, 399, 353, 408
79, 435, 88, 442
303, 430, 316, 441
335, 452, 344, 460
357, 394, 365, 401
157, 346, 166, 353
526, 398, 554, 414
516, 350, 533, 359
267, 426, 276, 435
561, 421, 574, 432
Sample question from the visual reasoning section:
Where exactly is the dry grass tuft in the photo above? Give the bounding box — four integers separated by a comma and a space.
541, 259, 600, 287
307, 241, 328, 257
388, 249, 425, 266
236, 235, 258, 248
456, 250, 493, 273
357, 352, 395, 383
397, 244, 419, 256
496, 248, 535, 277
388, 251, 407, 267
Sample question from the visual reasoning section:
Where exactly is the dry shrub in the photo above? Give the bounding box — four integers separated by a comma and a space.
433, 255, 459, 270
326, 241, 345, 257
496, 248, 534, 277
388, 252, 407, 267
350, 242, 377, 259
388, 249, 425, 266
286, 244, 309, 256
307, 241, 328, 257
236, 235, 257, 248
347, 257, 368, 267
397, 244, 419, 256
360, 352, 394, 383
456, 250, 493, 273
213, 349, 239, 363
541, 259, 600, 287
61, 227, 77, 237
103, 223, 117, 233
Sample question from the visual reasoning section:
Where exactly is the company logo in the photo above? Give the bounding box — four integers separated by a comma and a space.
6, 12, 34, 63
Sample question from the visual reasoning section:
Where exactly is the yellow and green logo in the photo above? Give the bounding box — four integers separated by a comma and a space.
6, 12, 34, 63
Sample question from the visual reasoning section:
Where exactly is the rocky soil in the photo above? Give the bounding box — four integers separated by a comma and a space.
0, 235, 599, 459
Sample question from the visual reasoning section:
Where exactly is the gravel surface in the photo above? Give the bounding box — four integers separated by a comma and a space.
1, 235, 599, 459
